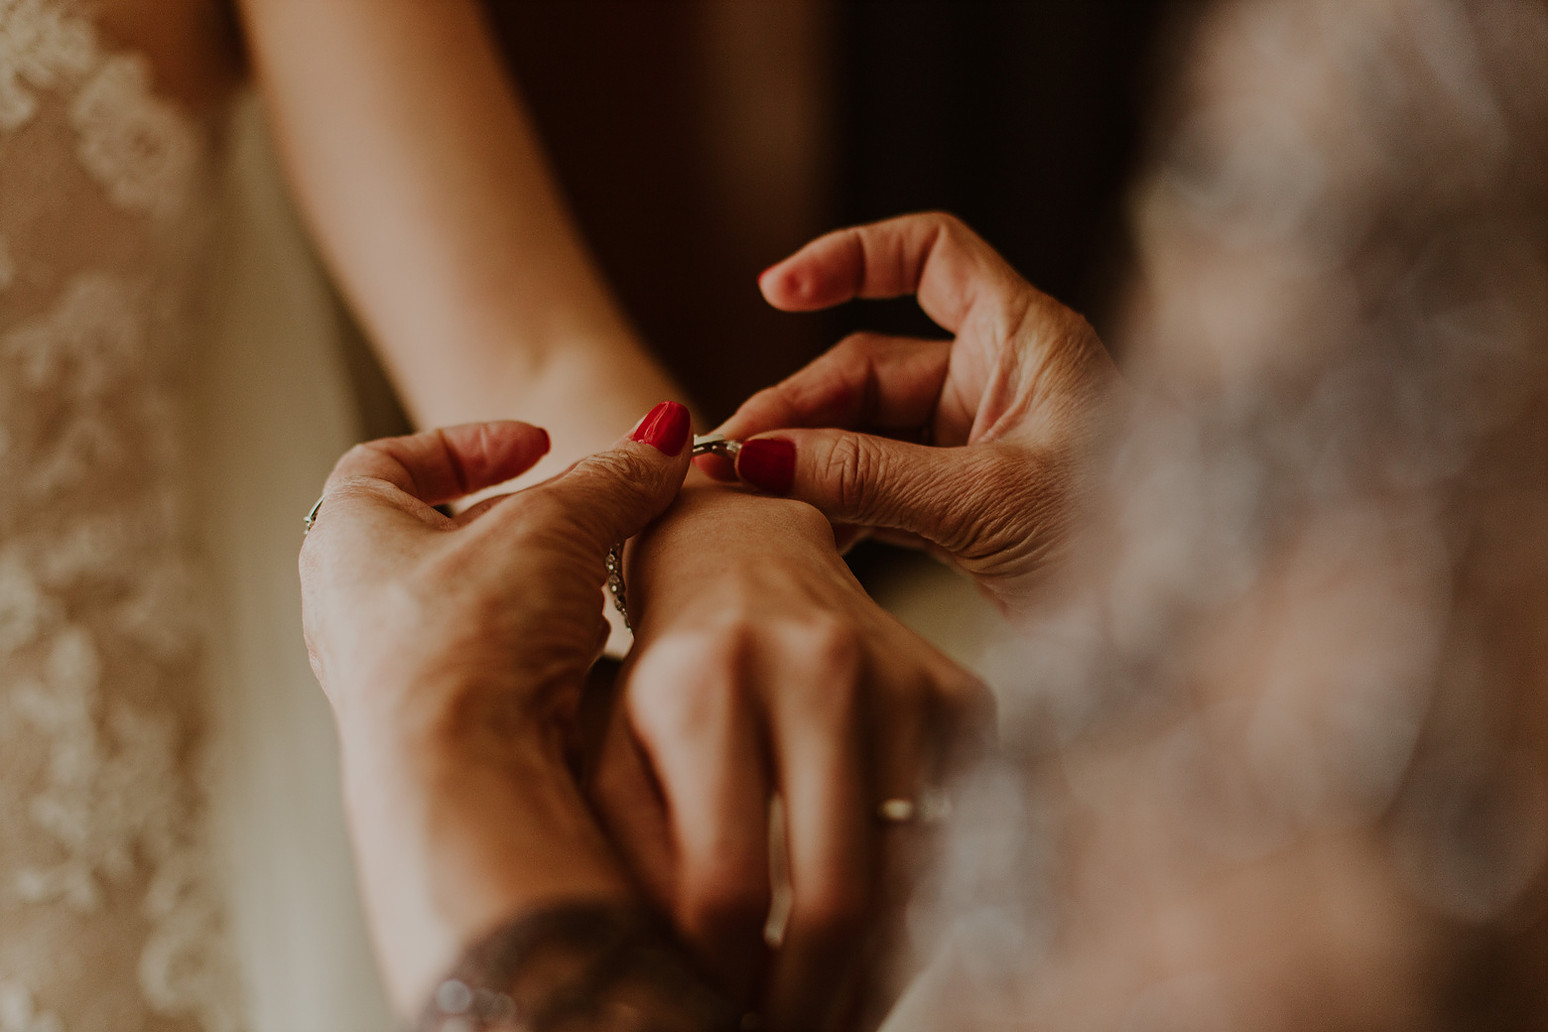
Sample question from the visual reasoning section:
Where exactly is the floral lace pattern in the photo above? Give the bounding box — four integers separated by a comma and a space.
72, 55, 199, 218
0, 979, 62, 1032
0, 2, 241, 1031
0, 0, 95, 132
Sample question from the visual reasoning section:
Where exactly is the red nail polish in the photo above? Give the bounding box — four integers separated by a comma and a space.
630, 401, 691, 455
736, 437, 795, 494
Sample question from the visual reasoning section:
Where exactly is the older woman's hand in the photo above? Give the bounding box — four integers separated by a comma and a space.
298, 405, 691, 1014
712, 212, 1121, 618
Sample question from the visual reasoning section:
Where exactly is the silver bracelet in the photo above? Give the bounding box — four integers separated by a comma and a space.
606, 435, 740, 632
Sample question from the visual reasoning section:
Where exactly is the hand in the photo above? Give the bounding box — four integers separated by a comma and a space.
298, 404, 692, 1013
712, 212, 1121, 617
587, 481, 991, 1032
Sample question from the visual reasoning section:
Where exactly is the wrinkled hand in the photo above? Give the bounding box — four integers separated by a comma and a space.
298, 406, 692, 1012
712, 212, 1121, 617
302, 408, 692, 741
589, 482, 990, 1032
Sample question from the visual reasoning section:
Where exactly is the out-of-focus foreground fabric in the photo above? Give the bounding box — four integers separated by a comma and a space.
889, 1, 1548, 1029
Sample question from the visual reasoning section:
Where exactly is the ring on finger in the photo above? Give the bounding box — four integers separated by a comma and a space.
303, 495, 324, 536
875, 788, 951, 826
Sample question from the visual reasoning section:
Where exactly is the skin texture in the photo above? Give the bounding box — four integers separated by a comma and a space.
234, 0, 676, 461
233, 18, 976, 1004
714, 212, 1122, 618
298, 414, 691, 1016
592, 483, 990, 1030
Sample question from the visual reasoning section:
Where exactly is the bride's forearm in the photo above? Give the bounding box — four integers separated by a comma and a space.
468, 338, 693, 484
237, 0, 689, 471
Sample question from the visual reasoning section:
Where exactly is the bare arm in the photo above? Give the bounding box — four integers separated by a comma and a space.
243, 10, 980, 1017
235, 0, 683, 477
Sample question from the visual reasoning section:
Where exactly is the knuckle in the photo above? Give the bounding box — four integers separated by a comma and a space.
314, 476, 396, 529
630, 631, 754, 729
332, 442, 375, 477
327, 440, 409, 495
336, 439, 388, 472
570, 450, 661, 514
799, 619, 864, 680
820, 434, 880, 517
629, 649, 708, 724
583, 446, 657, 485
833, 330, 881, 361
944, 449, 1044, 558
687, 622, 760, 684
920, 209, 968, 239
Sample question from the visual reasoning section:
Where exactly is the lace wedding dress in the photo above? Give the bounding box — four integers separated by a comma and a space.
1, 2, 388, 1029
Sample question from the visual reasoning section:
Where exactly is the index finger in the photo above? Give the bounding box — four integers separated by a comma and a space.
712, 334, 953, 452
758, 211, 1029, 335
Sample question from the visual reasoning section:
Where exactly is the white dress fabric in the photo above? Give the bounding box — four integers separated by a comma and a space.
195, 95, 393, 1032
0, 2, 389, 1029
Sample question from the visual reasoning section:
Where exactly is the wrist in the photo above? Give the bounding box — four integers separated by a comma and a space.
649, 473, 829, 531
621, 481, 839, 633
331, 645, 586, 768
342, 697, 632, 1015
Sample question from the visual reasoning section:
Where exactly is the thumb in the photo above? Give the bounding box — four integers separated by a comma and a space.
734, 430, 1024, 559
536, 401, 694, 553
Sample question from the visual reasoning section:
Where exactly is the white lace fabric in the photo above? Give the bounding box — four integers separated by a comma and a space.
0, 1, 241, 1030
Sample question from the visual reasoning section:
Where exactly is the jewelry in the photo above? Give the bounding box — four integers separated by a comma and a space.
303, 495, 324, 537
691, 433, 741, 463
604, 543, 629, 631
876, 788, 951, 825
606, 435, 741, 632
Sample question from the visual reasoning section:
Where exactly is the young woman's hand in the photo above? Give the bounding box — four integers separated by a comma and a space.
588, 483, 991, 1032
298, 405, 691, 1014
712, 212, 1122, 618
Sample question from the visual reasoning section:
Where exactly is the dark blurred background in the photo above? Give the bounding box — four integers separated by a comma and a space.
486, 0, 1168, 420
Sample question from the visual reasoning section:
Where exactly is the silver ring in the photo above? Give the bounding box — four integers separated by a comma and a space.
303, 495, 324, 536
876, 789, 951, 826
692, 433, 741, 461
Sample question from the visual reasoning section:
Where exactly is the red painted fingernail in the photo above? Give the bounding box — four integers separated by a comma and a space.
629, 401, 691, 455
736, 437, 795, 494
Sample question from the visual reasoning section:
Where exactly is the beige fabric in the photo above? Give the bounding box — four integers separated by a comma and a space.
1, 1, 389, 1029
194, 92, 393, 1032
0, 2, 237, 1030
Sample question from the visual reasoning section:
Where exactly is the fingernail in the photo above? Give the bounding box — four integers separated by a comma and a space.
630, 401, 691, 455
736, 437, 795, 494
